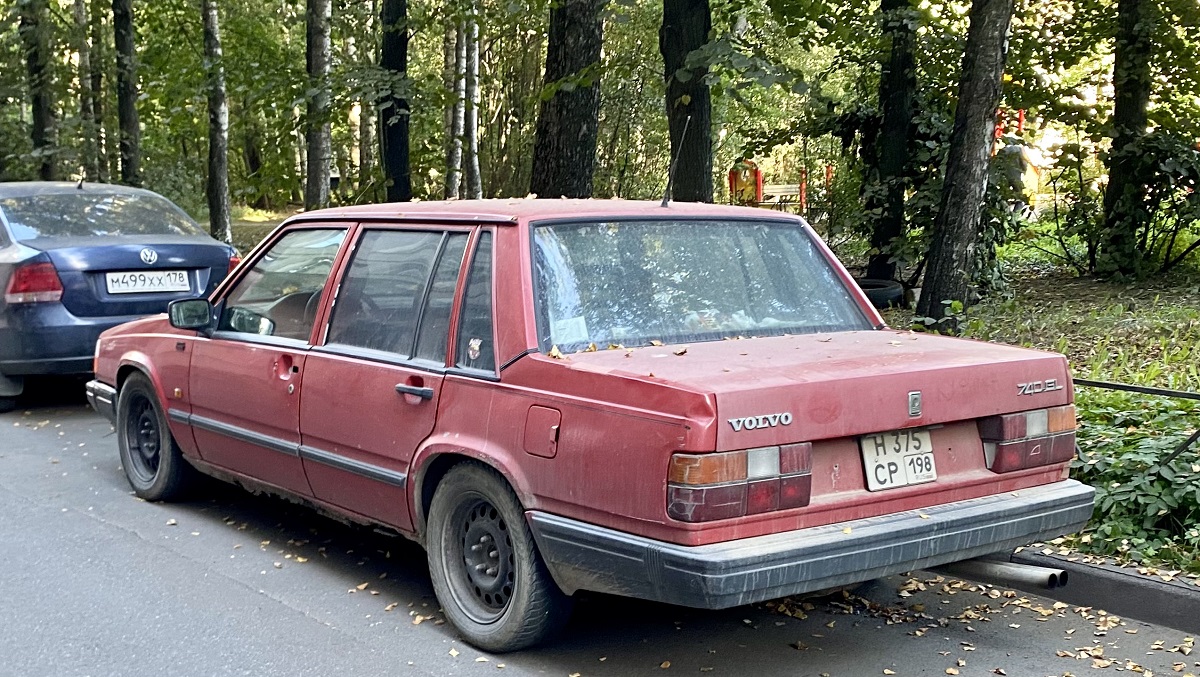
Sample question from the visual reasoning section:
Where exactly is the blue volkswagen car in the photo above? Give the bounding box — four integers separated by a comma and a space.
0, 182, 237, 412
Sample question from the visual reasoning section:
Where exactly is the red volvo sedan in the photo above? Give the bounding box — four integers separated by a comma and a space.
86, 200, 1094, 651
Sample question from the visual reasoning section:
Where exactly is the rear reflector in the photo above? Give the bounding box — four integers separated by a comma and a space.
5, 262, 64, 304
228, 255, 241, 275
979, 405, 1076, 473
668, 443, 812, 522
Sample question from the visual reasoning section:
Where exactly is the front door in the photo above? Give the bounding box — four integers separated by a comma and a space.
299, 228, 469, 530
188, 227, 348, 494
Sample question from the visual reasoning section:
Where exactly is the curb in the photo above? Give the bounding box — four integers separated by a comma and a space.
1009, 549, 1200, 635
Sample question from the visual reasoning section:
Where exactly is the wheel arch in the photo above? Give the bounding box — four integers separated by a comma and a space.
410, 442, 531, 543
114, 354, 162, 400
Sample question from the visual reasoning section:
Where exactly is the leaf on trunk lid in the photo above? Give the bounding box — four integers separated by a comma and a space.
584, 343, 598, 352
673, 347, 688, 356
650, 340, 663, 346
549, 345, 565, 359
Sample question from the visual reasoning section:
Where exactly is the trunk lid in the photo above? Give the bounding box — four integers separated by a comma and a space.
25, 235, 232, 318
563, 330, 1072, 451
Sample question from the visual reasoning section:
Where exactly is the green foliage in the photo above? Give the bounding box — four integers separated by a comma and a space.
1072, 390, 1200, 570
1099, 131, 1200, 275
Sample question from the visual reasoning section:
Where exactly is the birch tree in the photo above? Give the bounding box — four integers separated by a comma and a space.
305, 0, 332, 210
202, 0, 232, 243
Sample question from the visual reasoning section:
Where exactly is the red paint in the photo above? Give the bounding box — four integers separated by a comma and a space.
93, 200, 1078, 552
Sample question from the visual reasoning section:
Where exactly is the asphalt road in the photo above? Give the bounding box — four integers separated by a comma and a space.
3, 382, 1197, 677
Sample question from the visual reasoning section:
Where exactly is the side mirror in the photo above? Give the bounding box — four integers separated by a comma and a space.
168, 298, 213, 331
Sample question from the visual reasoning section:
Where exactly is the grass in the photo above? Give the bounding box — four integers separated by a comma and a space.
886, 268, 1200, 572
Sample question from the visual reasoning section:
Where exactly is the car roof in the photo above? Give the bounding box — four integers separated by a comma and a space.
291, 199, 806, 226
0, 181, 166, 200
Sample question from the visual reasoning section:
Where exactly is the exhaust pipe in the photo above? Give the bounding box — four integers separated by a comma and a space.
934, 558, 1068, 590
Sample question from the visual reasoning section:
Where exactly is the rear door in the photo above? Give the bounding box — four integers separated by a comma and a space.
299, 226, 472, 531
187, 227, 349, 495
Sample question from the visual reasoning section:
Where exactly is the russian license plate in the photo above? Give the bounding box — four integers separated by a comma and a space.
859, 428, 937, 491
105, 270, 190, 294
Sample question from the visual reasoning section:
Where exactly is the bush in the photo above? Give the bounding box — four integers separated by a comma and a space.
1071, 388, 1200, 571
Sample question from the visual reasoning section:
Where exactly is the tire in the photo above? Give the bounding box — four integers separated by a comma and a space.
116, 372, 196, 501
855, 278, 905, 309
426, 463, 573, 652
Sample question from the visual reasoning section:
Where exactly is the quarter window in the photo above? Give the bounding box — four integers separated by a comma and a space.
218, 228, 346, 341
456, 232, 494, 372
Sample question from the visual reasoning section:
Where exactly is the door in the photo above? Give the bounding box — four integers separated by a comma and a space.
300, 229, 469, 530
188, 227, 348, 494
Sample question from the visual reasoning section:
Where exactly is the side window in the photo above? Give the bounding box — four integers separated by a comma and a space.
456, 232, 494, 372
218, 228, 346, 341
414, 234, 468, 363
325, 230, 443, 357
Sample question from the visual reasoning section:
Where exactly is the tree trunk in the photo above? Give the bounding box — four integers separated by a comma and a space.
443, 23, 465, 199
304, 0, 332, 210
864, 0, 917, 281
463, 4, 482, 199
358, 0, 377, 194
73, 0, 99, 181
1099, 0, 1152, 277
659, 0, 713, 203
530, 0, 605, 199
915, 0, 1014, 328
90, 0, 109, 182
379, 0, 411, 202
112, 0, 141, 186
202, 0, 232, 243
20, 0, 57, 181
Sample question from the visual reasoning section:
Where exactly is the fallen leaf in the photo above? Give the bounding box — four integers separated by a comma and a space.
650, 340, 664, 346
548, 345, 564, 359
584, 343, 598, 352
449, 648, 459, 657
946, 669, 960, 675
356, 582, 369, 590
166, 519, 177, 526
673, 347, 688, 356
384, 603, 398, 611
842, 527, 853, 535
660, 661, 671, 668
475, 657, 489, 662
883, 670, 896, 675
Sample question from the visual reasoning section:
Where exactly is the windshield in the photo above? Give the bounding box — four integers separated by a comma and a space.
0, 192, 203, 240
532, 219, 870, 353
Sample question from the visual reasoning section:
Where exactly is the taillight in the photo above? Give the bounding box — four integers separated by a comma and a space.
979, 405, 1076, 473
5, 262, 64, 304
667, 443, 812, 522
227, 254, 241, 275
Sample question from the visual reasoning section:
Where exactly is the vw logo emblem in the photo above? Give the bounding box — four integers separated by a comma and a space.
139, 248, 158, 265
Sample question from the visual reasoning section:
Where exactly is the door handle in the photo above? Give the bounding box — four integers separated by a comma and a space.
395, 383, 434, 400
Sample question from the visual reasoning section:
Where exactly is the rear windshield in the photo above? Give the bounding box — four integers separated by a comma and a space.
0, 192, 203, 240
532, 219, 870, 353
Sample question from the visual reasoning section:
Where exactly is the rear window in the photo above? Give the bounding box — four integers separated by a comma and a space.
0, 192, 203, 240
532, 218, 870, 353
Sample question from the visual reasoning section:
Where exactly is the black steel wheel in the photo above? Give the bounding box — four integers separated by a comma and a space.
427, 463, 572, 652
116, 372, 196, 501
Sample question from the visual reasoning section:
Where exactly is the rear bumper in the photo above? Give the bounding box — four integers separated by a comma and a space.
85, 380, 117, 424
0, 306, 139, 376
527, 478, 1095, 609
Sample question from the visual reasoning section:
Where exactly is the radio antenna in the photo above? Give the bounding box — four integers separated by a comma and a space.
660, 114, 692, 208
